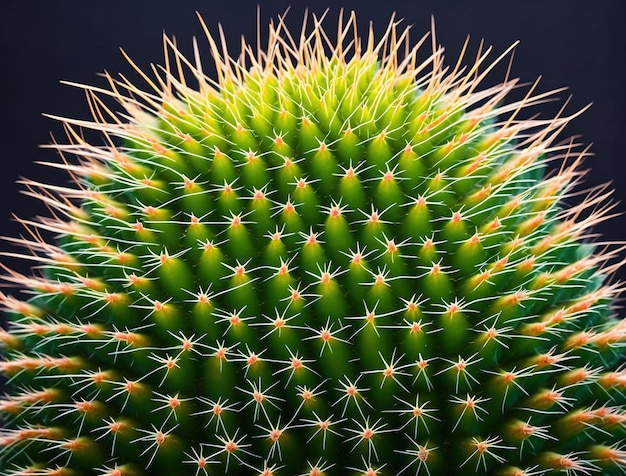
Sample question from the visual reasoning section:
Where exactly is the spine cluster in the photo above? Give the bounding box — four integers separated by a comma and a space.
1, 12, 625, 476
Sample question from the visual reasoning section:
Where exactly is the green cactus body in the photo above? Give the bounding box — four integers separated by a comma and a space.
1, 12, 625, 476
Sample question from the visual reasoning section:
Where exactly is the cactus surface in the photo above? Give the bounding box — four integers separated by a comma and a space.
1, 11, 625, 476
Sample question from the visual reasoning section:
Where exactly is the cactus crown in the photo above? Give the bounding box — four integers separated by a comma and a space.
1, 10, 625, 476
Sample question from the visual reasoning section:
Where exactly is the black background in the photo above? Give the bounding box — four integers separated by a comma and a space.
0, 1, 625, 310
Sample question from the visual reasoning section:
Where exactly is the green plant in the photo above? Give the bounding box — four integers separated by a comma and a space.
1, 10, 625, 476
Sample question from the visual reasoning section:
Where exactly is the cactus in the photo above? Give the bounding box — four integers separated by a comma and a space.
1, 10, 625, 476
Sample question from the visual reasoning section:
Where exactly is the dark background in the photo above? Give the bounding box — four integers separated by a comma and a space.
0, 1, 625, 304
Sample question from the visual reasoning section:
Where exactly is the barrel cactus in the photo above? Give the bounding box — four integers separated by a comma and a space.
1, 10, 625, 476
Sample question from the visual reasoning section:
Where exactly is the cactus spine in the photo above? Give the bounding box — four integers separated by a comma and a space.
1, 11, 625, 476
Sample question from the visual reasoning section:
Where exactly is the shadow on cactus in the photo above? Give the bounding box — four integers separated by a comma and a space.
1, 10, 625, 476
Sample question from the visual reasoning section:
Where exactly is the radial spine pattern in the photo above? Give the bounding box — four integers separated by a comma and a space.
1, 11, 626, 476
